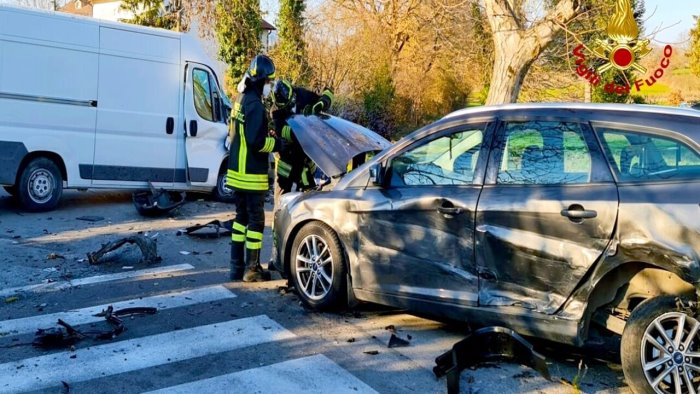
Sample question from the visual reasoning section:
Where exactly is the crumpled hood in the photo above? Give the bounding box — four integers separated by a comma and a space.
286, 115, 391, 178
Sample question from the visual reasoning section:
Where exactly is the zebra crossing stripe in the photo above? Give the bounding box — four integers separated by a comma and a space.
0, 285, 236, 337
143, 354, 378, 394
0, 264, 195, 297
0, 315, 296, 394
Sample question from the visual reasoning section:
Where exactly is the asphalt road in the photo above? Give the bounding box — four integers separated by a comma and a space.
0, 189, 631, 393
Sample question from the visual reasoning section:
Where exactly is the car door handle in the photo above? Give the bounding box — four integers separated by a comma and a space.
561, 208, 597, 219
437, 206, 463, 215
189, 120, 198, 137
166, 117, 174, 134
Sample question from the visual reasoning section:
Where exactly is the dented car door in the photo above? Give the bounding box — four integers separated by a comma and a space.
475, 120, 618, 314
356, 123, 492, 306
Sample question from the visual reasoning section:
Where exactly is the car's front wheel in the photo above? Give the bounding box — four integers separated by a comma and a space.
621, 296, 700, 394
213, 170, 235, 203
290, 222, 347, 310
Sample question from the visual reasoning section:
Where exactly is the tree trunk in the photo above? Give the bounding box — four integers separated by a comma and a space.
484, 0, 581, 105
486, 33, 537, 105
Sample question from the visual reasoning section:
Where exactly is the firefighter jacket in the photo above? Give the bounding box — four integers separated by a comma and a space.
227, 88, 280, 193
271, 87, 332, 190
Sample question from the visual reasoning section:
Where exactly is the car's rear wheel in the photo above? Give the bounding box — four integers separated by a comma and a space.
290, 222, 347, 310
621, 296, 700, 394
17, 157, 62, 212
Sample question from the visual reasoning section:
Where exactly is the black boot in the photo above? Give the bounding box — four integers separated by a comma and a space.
230, 243, 245, 281
243, 248, 271, 282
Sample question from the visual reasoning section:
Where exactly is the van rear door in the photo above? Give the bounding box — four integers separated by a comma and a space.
90, 27, 180, 187
182, 62, 228, 186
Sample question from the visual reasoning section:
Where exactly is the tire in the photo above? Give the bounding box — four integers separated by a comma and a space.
213, 171, 235, 203
290, 222, 347, 310
17, 157, 63, 212
621, 296, 700, 394
3, 185, 18, 196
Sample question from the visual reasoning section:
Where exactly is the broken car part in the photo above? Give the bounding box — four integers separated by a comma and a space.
33, 306, 157, 349
433, 327, 550, 394
87, 235, 160, 265
286, 115, 390, 178
387, 334, 410, 348
181, 219, 233, 238
132, 183, 185, 216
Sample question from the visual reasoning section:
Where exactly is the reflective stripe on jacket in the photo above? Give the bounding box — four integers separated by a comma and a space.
227, 89, 279, 192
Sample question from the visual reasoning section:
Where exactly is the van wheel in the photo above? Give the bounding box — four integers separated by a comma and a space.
17, 158, 62, 212
621, 296, 700, 394
3, 185, 18, 197
213, 171, 235, 203
290, 222, 347, 311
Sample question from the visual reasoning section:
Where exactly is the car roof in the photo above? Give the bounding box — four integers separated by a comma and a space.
443, 103, 700, 121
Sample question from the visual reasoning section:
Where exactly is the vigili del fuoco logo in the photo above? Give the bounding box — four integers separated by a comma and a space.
572, 0, 673, 95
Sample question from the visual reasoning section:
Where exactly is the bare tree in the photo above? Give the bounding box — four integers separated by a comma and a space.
483, 0, 583, 105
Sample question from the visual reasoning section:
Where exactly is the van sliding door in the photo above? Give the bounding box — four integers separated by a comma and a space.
91, 27, 180, 187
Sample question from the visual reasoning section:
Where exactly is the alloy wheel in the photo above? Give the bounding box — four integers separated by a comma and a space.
642, 312, 700, 393
295, 234, 334, 301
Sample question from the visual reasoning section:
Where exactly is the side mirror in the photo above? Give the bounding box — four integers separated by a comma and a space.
369, 164, 383, 186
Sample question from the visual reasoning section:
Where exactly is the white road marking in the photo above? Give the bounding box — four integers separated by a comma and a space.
143, 354, 378, 394
0, 285, 236, 336
0, 315, 296, 394
0, 264, 195, 297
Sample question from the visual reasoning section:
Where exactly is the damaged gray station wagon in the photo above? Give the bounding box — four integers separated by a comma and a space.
273, 103, 700, 394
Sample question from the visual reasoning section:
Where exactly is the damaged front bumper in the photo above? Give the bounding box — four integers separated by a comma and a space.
271, 192, 303, 277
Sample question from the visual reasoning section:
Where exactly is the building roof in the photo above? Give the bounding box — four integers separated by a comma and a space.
261, 19, 275, 31
59, 0, 93, 17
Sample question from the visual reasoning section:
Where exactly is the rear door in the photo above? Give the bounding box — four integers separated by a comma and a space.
355, 122, 492, 306
475, 119, 618, 314
182, 63, 229, 186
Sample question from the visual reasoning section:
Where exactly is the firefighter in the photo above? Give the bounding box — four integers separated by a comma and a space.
227, 54, 280, 283
270, 79, 333, 195
268, 79, 333, 270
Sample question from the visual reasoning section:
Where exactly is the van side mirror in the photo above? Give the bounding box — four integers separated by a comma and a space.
369, 164, 383, 186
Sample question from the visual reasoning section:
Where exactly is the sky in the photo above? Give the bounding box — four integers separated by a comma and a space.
643, 0, 699, 45
2, 0, 698, 46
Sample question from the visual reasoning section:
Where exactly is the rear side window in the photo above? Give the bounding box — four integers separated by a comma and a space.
598, 128, 700, 182
496, 121, 594, 185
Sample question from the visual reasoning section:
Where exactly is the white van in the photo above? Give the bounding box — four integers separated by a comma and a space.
0, 5, 233, 212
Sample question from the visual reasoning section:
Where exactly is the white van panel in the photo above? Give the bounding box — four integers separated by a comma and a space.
0, 8, 98, 49
0, 40, 98, 100
100, 27, 179, 63
0, 98, 96, 187
92, 27, 180, 186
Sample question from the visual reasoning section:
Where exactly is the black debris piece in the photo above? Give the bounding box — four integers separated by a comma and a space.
181, 219, 233, 238
61, 381, 70, 394
87, 235, 161, 265
433, 327, 551, 394
33, 306, 157, 350
132, 185, 186, 216
76, 216, 104, 222
363, 350, 379, 355
387, 334, 410, 348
